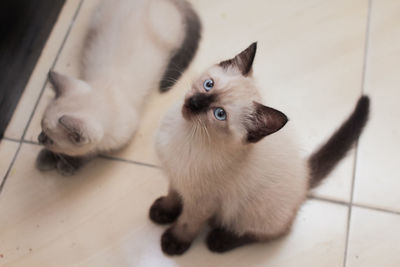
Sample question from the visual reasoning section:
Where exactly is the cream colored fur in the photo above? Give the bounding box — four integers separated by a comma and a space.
155, 65, 308, 241
41, 0, 186, 157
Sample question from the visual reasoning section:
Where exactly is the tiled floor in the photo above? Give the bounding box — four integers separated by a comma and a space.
1, 0, 399, 266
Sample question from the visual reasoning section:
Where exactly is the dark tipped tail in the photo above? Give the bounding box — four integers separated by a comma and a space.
159, 0, 202, 92
308, 96, 370, 188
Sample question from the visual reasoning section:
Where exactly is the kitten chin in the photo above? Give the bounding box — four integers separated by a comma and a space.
151, 42, 370, 255
36, 0, 202, 175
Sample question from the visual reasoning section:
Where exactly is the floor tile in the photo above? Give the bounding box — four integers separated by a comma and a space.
0, 143, 167, 266
0, 143, 348, 266
4, 0, 82, 140
354, 0, 400, 212
346, 206, 400, 267
0, 140, 19, 183
24, 0, 368, 203
88, 200, 349, 267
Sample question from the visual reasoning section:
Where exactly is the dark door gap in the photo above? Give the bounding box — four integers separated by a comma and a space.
0, 0, 66, 138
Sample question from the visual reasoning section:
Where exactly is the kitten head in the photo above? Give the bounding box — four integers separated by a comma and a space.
38, 71, 103, 156
182, 42, 288, 146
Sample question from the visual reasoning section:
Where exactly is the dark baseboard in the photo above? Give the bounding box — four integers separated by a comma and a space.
0, 0, 66, 139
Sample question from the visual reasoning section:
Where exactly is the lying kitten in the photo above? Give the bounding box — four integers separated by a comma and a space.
36, 0, 201, 175
150, 42, 370, 255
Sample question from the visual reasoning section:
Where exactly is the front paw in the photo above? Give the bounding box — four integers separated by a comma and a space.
36, 149, 58, 171
56, 160, 78, 176
150, 197, 181, 225
161, 227, 191, 255
56, 155, 86, 176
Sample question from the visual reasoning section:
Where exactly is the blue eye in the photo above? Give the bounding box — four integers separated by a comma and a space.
203, 79, 214, 91
214, 107, 227, 121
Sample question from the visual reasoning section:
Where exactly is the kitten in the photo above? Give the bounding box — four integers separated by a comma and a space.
149, 42, 370, 255
36, 0, 201, 175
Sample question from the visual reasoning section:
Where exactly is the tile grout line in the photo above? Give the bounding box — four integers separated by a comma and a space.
2, 137, 20, 143
353, 203, 400, 216
98, 155, 159, 169
342, 147, 359, 267
9, 133, 159, 171
0, 0, 84, 195
4, 137, 160, 169
343, 0, 373, 266
9, 137, 400, 213
17, 139, 41, 146
359, 1, 373, 95
308, 195, 349, 206
309, 196, 400, 216
0, 143, 22, 194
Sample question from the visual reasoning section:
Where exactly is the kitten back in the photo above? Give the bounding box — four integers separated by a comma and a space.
308, 96, 370, 188
159, 0, 202, 92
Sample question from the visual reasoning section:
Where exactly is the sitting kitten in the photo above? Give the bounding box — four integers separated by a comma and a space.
36, 0, 201, 175
150, 42, 370, 255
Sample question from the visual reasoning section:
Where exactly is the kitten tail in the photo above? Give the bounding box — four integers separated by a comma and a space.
308, 96, 370, 188
159, 0, 202, 92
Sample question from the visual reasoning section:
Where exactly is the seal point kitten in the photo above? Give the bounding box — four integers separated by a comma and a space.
36, 0, 201, 175
150, 42, 370, 255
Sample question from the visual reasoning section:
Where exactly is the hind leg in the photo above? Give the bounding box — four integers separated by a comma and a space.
206, 221, 293, 253
206, 227, 258, 253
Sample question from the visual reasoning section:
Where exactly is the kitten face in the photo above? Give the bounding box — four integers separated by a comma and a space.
38, 71, 102, 156
181, 43, 288, 145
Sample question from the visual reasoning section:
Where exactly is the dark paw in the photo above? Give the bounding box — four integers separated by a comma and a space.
55, 154, 86, 176
149, 197, 181, 225
36, 149, 58, 171
56, 160, 78, 176
206, 228, 255, 253
161, 228, 191, 255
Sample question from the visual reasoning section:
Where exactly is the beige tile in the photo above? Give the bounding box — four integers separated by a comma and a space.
87, 200, 348, 267
0, 140, 19, 181
346, 207, 400, 267
24, 0, 102, 142
4, 0, 82, 140
0, 143, 167, 266
354, 0, 400, 212
0, 144, 347, 266
25, 0, 367, 202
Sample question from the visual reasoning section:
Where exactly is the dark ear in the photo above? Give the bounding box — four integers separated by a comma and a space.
219, 42, 257, 76
245, 102, 288, 143
58, 115, 88, 145
48, 71, 72, 97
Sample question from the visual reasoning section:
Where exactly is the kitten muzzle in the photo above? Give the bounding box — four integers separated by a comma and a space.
184, 93, 216, 114
38, 131, 54, 145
